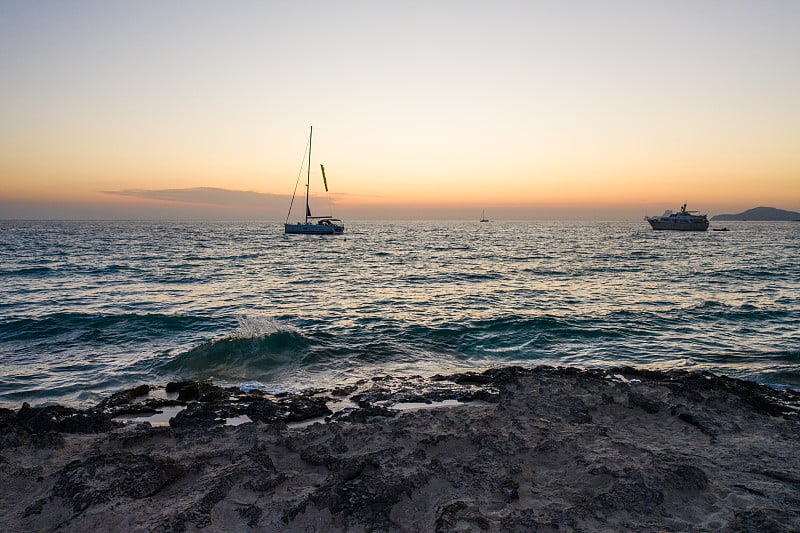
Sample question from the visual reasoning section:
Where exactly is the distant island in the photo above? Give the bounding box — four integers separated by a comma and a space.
711, 206, 800, 221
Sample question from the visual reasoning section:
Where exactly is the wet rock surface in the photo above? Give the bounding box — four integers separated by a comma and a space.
1, 366, 799, 531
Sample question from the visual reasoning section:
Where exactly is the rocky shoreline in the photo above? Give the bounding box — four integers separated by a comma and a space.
2, 366, 799, 531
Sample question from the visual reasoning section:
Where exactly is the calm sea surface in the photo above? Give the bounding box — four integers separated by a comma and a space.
1, 220, 798, 407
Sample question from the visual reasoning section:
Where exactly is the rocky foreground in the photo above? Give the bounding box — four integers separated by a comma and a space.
1, 366, 799, 532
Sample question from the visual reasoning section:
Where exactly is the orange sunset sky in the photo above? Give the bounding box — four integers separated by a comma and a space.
1, 1, 799, 220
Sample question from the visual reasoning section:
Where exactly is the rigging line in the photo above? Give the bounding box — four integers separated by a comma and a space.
285, 133, 312, 223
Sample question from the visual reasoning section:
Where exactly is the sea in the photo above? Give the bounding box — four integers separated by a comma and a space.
1, 219, 798, 408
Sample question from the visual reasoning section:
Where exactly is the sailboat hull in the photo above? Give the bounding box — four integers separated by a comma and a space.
284, 222, 344, 235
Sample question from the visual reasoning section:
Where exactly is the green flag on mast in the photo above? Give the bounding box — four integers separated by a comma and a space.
320, 164, 328, 192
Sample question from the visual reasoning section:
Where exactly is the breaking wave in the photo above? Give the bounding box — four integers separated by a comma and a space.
154, 316, 310, 381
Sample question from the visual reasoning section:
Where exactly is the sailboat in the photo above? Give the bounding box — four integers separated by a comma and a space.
284, 126, 345, 235
480, 210, 489, 222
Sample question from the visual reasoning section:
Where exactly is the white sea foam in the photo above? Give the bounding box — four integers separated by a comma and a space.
229, 315, 300, 339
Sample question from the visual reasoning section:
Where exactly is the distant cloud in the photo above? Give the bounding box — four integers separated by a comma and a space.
103, 187, 289, 208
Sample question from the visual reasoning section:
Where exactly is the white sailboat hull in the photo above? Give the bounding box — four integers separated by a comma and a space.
284, 222, 344, 235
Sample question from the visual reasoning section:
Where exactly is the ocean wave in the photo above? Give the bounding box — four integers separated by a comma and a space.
153, 315, 495, 383
724, 267, 796, 280
761, 370, 800, 388
0, 312, 219, 343
84, 264, 143, 275
770, 349, 800, 361
375, 314, 639, 363
154, 316, 310, 379
402, 272, 504, 284
138, 273, 206, 284
0, 266, 54, 277
683, 301, 795, 321
11, 264, 146, 277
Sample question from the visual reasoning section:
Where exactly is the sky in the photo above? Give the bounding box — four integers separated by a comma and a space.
1, 0, 799, 220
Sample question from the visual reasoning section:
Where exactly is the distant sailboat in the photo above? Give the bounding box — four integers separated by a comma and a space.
480, 210, 489, 222
284, 126, 344, 235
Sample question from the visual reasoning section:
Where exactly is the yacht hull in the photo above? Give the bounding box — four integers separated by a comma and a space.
647, 219, 708, 231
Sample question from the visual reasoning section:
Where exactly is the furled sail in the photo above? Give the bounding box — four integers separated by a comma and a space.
320, 164, 328, 192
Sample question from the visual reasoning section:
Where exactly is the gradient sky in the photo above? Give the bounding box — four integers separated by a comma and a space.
1, 1, 799, 220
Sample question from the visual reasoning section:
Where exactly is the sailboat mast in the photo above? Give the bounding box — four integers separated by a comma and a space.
305, 126, 312, 224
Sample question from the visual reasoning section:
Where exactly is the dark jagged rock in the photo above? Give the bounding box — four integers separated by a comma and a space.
328, 404, 398, 424
168, 402, 215, 430
435, 501, 491, 532
175, 381, 219, 402
283, 394, 332, 422
128, 383, 151, 399
237, 504, 262, 528
433, 365, 534, 386
113, 424, 173, 449
105, 398, 185, 418
0, 407, 29, 448
30, 432, 65, 449
670, 404, 741, 438
168, 401, 241, 432
662, 463, 709, 491
3, 366, 800, 532
164, 380, 240, 402
312, 462, 427, 524
95, 384, 150, 410
656, 370, 800, 419
52, 453, 184, 514
724, 508, 797, 532
499, 510, 560, 532
595, 472, 665, 514
470, 429, 528, 456
198, 389, 229, 403
178, 474, 235, 528
21, 498, 46, 518
153, 470, 238, 531
246, 394, 331, 424
351, 374, 499, 407
243, 470, 287, 492
246, 442, 277, 470
758, 469, 800, 485
239, 386, 265, 396
165, 381, 193, 394
245, 398, 280, 422
628, 391, 663, 414
609, 365, 673, 381
237, 445, 288, 491
330, 384, 359, 397
16, 404, 117, 435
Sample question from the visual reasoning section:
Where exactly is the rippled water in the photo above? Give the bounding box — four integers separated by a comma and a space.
1, 219, 798, 407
